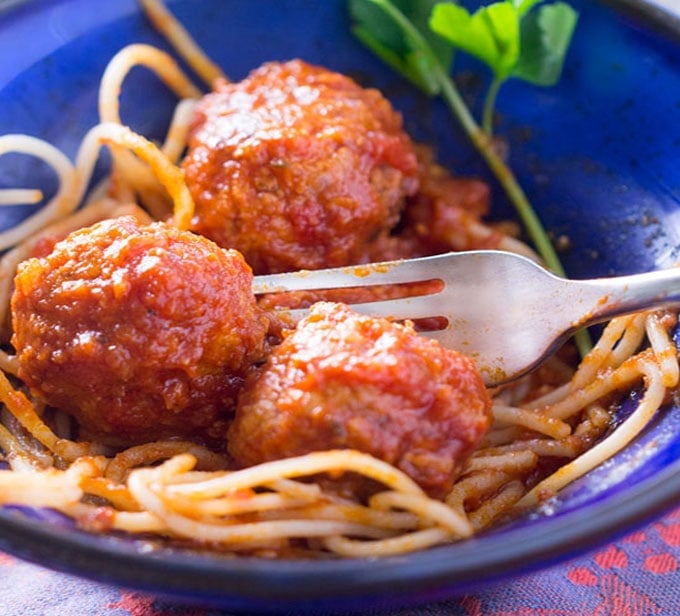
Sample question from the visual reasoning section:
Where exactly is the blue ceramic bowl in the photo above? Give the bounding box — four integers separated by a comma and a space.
0, 0, 679, 612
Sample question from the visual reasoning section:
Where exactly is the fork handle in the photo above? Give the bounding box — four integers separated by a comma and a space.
576, 267, 680, 326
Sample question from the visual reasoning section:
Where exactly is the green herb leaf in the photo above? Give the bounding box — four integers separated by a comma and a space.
349, 0, 454, 95
513, 2, 579, 85
429, 2, 520, 80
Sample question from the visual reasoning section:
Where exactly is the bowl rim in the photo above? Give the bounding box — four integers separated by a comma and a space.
0, 0, 678, 609
601, 0, 680, 43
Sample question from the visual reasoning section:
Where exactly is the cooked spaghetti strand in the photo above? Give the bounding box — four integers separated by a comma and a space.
0, 135, 78, 250
139, 0, 227, 86
517, 358, 667, 508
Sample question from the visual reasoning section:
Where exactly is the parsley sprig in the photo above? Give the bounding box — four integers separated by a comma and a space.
430, 1, 578, 135
350, 0, 589, 356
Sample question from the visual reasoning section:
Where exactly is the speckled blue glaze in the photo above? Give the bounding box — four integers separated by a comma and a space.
0, 0, 678, 612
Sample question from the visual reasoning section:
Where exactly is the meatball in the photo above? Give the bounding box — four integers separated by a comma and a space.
228, 302, 492, 498
183, 59, 420, 274
11, 216, 269, 446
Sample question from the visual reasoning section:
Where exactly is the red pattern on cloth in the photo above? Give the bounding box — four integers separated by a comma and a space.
1, 508, 679, 615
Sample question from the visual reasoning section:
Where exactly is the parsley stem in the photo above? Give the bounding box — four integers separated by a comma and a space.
363, 1, 563, 271
432, 64, 562, 272
482, 76, 503, 136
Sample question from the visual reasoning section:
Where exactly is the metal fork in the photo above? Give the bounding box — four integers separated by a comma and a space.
252, 250, 680, 386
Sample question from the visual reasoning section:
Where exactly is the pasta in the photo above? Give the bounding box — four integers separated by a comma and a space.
0, 0, 676, 560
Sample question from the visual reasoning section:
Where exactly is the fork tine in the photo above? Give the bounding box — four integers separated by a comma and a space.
345, 295, 443, 321
252, 255, 443, 294
276, 294, 443, 324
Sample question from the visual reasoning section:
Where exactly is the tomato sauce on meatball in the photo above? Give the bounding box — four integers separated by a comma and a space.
228, 302, 492, 498
11, 216, 269, 446
183, 59, 420, 274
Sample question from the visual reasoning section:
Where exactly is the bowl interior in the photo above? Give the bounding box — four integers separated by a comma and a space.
0, 0, 679, 611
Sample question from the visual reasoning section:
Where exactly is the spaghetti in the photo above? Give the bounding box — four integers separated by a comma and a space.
0, 0, 675, 559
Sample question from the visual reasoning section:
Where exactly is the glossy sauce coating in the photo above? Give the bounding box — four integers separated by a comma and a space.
11, 216, 269, 445
183, 59, 420, 274
228, 302, 492, 497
